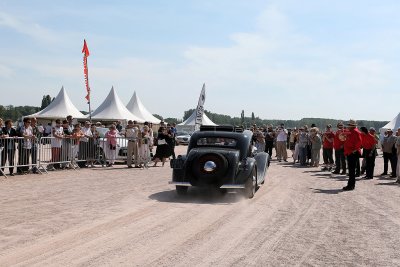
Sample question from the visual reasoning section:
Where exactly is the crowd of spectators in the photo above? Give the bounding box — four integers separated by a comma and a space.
250, 121, 400, 185
0, 115, 178, 176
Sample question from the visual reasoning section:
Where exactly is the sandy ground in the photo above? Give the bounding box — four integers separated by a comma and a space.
0, 146, 399, 267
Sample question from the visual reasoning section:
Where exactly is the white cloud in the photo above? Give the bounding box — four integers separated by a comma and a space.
0, 64, 14, 78
0, 11, 58, 43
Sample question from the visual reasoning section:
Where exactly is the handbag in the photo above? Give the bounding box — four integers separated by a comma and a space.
157, 139, 167, 145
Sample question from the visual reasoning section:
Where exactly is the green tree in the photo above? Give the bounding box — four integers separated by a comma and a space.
153, 114, 163, 121
40, 95, 53, 109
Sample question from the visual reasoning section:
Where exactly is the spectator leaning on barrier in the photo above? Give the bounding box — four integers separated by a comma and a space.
1, 119, 18, 176
125, 120, 139, 168
78, 121, 93, 168
61, 119, 73, 169
381, 129, 397, 177
30, 117, 42, 173
137, 125, 152, 168
44, 122, 52, 137
88, 124, 99, 167
66, 115, 74, 133
49, 119, 64, 171
71, 124, 84, 160
18, 117, 33, 174
105, 124, 118, 167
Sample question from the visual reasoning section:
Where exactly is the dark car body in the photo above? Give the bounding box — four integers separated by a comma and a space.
170, 125, 270, 198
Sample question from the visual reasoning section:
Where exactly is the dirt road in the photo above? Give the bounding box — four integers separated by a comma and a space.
1, 146, 399, 266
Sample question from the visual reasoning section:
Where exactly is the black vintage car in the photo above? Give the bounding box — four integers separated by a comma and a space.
170, 125, 270, 198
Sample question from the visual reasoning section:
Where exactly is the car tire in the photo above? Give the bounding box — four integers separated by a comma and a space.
191, 153, 228, 183
244, 168, 256, 199
176, 186, 188, 195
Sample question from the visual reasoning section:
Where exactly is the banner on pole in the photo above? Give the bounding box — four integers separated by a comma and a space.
194, 83, 206, 131
82, 39, 90, 102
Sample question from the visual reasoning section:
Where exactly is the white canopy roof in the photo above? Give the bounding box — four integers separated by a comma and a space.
178, 111, 217, 126
380, 112, 400, 136
91, 87, 144, 122
126, 91, 161, 124
29, 86, 85, 119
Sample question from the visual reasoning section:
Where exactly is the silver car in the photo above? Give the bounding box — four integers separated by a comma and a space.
175, 131, 191, 145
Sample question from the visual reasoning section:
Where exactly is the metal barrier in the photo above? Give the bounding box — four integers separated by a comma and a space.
38, 137, 74, 172
0, 135, 153, 177
0, 136, 41, 177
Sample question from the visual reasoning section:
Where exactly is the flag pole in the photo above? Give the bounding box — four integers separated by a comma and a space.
82, 39, 92, 123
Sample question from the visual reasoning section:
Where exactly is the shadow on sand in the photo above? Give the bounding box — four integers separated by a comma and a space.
149, 187, 246, 205
310, 188, 343, 194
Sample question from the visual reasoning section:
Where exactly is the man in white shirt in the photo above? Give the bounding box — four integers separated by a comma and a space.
125, 120, 139, 168
276, 124, 288, 162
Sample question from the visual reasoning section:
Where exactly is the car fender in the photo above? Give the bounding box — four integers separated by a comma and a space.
254, 152, 269, 184
235, 157, 256, 184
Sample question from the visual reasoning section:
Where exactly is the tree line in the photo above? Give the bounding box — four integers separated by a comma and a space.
1, 96, 389, 130
177, 109, 389, 130
0, 95, 54, 122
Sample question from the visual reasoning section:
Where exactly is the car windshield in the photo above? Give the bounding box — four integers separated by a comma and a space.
197, 137, 237, 147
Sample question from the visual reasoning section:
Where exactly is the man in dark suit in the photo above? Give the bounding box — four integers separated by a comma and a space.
1, 119, 18, 176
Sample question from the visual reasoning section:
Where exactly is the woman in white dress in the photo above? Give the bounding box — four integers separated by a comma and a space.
138, 125, 151, 168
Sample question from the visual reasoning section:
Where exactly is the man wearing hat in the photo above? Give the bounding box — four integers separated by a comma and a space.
332, 122, 346, 174
381, 128, 397, 177
360, 126, 378, 179
342, 119, 362, 191
322, 124, 335, 171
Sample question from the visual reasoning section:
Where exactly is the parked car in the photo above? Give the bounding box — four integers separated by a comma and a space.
175, 131, 191, 145
170, 125, 270, 198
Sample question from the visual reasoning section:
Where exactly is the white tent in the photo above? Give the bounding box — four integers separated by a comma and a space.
379, 112, 400, 138
176, 111, 217, 133
90, 87, 144, 122
29, 86, 85, 119
126, 91, 161, 124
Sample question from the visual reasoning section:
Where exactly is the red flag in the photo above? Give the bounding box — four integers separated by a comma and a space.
82, 39, 90, 101
82, 39, 90, 56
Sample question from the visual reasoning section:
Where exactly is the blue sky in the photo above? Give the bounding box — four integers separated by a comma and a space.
1, 0, 400, 121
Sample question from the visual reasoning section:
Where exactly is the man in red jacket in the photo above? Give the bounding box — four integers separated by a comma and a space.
332, 122, 346, 174
360, 127, 378, 179
343, 119, 362, 191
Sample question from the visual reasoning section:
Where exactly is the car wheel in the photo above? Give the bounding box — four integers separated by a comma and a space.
176, 186, 188, 195
244, 168, 256, 199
